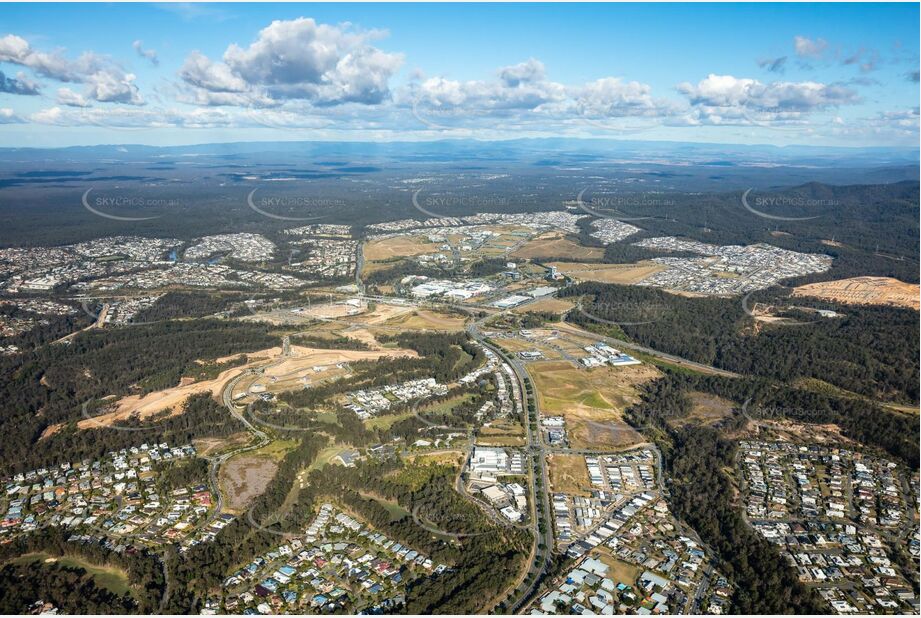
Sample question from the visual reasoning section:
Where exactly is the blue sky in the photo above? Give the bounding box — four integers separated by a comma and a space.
0, 2, 918, 147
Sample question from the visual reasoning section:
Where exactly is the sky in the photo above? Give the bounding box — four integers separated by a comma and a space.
0, 2, 918, 148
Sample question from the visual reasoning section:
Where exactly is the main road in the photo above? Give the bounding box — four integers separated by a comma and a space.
466, 315, 555, 613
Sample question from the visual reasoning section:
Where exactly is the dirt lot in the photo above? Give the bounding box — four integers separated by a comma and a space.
545, 261, 665, 284
193, 433, 252, 457
363, 235, 440, 261
548, 453, 592, 496
381, 308, 466, 332
792, 276, 920, 310
668, 392, 736, 428
497, 336, 564, 361
45, 343, 416, 438
528, 360, 660, 449
511, 232, 605, 261
219, 455, 279, 512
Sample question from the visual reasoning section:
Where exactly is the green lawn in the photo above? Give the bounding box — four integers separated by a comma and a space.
9, 552, 131, 596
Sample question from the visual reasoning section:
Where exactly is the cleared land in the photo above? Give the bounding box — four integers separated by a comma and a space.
363, 235, 439, 261
193, 432, 252, 457
548, 453, 592, 497
220, 448, 284, 512
477, 419, 527, 446
528, 360, 660, 449
511, 232, 604, 261
511, 297, 575, 315
669, 392, 736, 428
792, 276, 920, 310
545, 261, 665, 284
47, 344, 416, 437
381, 308, 466, 332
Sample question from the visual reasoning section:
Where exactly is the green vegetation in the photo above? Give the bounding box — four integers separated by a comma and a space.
562, 282, 919, 403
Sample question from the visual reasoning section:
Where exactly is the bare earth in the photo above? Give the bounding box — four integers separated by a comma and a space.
792, 276, 919, 310
545, 261, 665, 284
511, 232, 604, 261
220, 455, 279, 512
548, 453, 592, 497
44, 344, 416, 437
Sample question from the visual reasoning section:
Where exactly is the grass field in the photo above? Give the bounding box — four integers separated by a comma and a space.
10, 553, 131, 596
308, 445, 346, 471
364, 410, 416, 429
359, 492, 411, 521
545, 261, 664, 284
477, 419, 527, 446
382, 309, 466, 332
407, 451, 465, 467
512, 297, 576, 315
363, 235, 440, 261
548, 453, 592, 496
593, 549, 642, 586
670, 392, 736, 428
511, 232, 605, 261
527, 360, 660, 449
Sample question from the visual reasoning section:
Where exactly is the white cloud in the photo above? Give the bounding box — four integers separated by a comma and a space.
132, 40, 159, 66
179, 17, 404, 106
498, 58, 546, 87
794, 35, 828, 59
573, 77, 675, 118
677, 74, 858, 120
56, 87, 89, 107
0, 107, 24, 123
0, 33, 144, 105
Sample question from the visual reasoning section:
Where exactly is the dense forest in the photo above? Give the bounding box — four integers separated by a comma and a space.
131, 291, 242, 322
560, 282, 919, 403
0, 528, 165, 614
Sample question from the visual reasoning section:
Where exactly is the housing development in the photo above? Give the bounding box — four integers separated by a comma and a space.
0, 3, 917, 615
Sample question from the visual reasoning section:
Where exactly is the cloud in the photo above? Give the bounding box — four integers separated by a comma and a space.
411, 64, 567, 113
842, 47, 879, 73
179, 17, 404, 106
498, 58, 545, 87
907, 70, 920, 83
0, 107, 24, 123
56, 87, 90, 107
132, 40, 158, 66
794, 35, 828, 59
824, 108, 919, 143
757, 56, 787, 74
0, 33, 144, 105
0, 69, 39, 95
573, 77, 674, 118
678, 74, 858, 113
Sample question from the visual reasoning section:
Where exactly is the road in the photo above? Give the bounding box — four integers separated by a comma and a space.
203, 367, 273, 528
466, 315, 555, 613
554, 322, 740, 378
